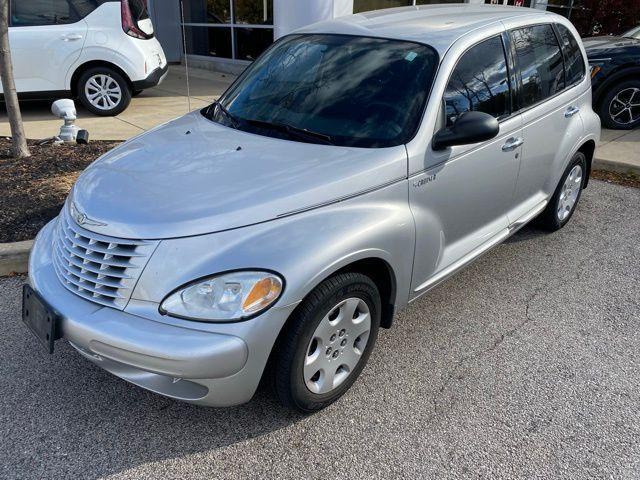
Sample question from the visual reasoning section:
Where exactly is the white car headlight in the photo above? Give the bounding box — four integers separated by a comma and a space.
160, 271, 283, 321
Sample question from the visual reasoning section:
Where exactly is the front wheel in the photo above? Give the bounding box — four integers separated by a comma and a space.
77, 67, 132, 116
536, 151, 587, 232
271, 272, 381, 412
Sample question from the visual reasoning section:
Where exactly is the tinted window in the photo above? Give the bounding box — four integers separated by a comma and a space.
11, 0, 79, 26
556, 24, 586, 86
129, 0, 150, 21
443, 36, 511, 127
211, 34, 439, 148
512, 25, 565, 108
184, 26, 233, 59
68, 0, 110, 18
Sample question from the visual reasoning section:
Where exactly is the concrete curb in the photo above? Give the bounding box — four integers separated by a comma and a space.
0, 240, 33, 276
593, 156, 640, 176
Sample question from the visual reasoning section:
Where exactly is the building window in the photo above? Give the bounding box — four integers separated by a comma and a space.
182, 0, 274, 61
354, 0, 413, 13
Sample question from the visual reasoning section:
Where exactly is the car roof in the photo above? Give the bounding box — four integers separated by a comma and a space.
296, 4, 555, 55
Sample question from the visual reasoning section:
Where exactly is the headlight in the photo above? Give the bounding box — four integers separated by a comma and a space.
160, 271, 284, 321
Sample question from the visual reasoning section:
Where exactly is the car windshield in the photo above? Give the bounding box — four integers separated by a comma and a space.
205, 34, 439, 148
623, 26, 640, 39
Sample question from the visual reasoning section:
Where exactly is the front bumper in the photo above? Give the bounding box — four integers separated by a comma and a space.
27, 220, 297, 406
132, 64, 169, 90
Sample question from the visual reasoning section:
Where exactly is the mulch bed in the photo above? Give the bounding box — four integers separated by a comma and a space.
591, 169, 640, 189
0, 138, 121, 243
0, 137, 638, 244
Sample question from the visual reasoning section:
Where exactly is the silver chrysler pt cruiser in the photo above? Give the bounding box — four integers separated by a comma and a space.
24, 5, 600, 411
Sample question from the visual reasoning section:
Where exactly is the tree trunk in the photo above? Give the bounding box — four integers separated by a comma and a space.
0, 0, 30, 158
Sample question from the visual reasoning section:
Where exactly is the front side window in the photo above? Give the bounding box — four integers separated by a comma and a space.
556, 24, 586, 86
11, 0, 80, 26
511, 24, 565, 108
208, 34, 439, 148
443, 35, 511, 127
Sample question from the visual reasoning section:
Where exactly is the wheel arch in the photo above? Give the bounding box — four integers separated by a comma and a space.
286, 255, 399, 332
70, 60, 133, 97
332, 257, 397, 329
262, 255, 398, 391
577, 139, 596, 189
592, 66, 640, 109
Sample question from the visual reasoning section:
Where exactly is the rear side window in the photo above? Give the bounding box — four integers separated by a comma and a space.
443, 35, 511, 127
511, 24, 565, 108
11, 0, 79, 26
69, 0, 111, 18
129, 0, 150, 21
10, 0, 111, 26
556, 24, 586, 86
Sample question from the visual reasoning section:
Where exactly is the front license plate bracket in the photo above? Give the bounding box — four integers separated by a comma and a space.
22, 285, 61, 354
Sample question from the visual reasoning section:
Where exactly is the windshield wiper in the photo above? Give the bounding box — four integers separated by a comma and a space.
242, 118, 334, 145
208, 100, 240, 128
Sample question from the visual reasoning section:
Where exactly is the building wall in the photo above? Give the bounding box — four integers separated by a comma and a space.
151, 0, 579, 68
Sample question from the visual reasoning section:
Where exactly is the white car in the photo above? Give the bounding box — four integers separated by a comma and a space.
2, 0, 167, 116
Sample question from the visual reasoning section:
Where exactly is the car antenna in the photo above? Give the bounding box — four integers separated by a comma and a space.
180, 0, 192, 113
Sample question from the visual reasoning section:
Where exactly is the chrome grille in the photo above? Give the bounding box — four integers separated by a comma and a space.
52, 208, 157, 309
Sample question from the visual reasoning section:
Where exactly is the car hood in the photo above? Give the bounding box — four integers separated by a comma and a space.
583, 36, 640, 57
70, 111, 407, 239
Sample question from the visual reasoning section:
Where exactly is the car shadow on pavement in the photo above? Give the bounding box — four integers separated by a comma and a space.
504, 224, 548, 243
1, 275, 306, 479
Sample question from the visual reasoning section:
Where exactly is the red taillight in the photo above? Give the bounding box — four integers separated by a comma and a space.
121, 0, 152, 40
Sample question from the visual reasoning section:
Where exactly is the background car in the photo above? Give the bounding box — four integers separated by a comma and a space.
1, 0, 167, 116
584, 35, 640, 129
623, 25, 640, 39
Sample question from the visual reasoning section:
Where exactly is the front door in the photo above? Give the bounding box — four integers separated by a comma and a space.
5, 0, 88, 93
409, 34, 522, 296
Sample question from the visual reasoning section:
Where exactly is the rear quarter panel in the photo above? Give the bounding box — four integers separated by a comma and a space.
66, 2, 165, 88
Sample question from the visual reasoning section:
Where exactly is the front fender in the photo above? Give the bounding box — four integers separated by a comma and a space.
131, 180, 414, 314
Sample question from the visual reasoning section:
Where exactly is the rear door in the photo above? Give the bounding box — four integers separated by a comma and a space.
5, 0, 88, 93
506, 23, 585, 222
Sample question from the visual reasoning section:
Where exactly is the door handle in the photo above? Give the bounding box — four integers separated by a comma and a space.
565, 106, 580, 118
61, 34, 83, 41
502, 137, 524, 152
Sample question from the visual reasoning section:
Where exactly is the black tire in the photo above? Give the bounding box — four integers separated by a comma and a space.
536, 152, 587, 232
271, 272, 381, 412
598, 79, 640, 130
77, 67, 132, 116
132, 89, 143, 97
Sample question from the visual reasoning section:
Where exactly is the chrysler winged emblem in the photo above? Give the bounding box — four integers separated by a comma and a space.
70, 202, 106, 227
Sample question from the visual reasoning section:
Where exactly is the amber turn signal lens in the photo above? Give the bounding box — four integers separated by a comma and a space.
242, 276, 282, 313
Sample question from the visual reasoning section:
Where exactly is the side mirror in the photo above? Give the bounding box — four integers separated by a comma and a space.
432, 111, 500, 151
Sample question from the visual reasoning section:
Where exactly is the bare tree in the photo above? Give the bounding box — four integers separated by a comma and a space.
0, 0, 30, 158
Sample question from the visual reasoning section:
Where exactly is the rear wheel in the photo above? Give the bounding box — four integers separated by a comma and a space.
536, 151, 586, 232
77, 67, 132, 116
598, 79, 640, 130
271, 272, 381, 412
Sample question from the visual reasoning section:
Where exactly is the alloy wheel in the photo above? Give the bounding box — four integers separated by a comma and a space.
85, 74, 123, 111
609, 87, 640, 126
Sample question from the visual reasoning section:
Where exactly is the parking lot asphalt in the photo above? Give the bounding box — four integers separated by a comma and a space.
1, 180, 639, 480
